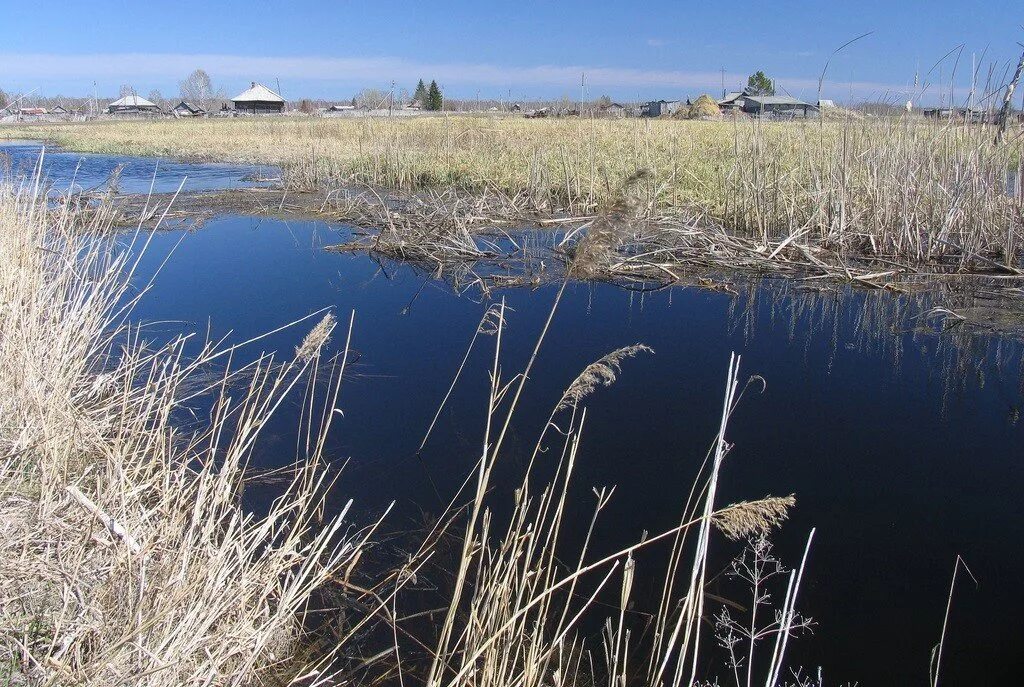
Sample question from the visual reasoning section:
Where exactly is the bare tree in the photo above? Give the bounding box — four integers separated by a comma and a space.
995, 48, 1024, 145
147, 90, 166, 109
118, 84, 135, 98
179, 69, 218, 110
353, 88, 388, 109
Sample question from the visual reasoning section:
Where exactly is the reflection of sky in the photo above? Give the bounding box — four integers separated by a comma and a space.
124, 213, 1024, 686
0, 140, 278, 194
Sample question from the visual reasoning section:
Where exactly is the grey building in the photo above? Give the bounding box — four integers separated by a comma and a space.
739, 95, 817, 118
642, 99, 685, 117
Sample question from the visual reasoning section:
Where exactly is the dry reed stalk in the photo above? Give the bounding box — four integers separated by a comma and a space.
0, 176, 378, 686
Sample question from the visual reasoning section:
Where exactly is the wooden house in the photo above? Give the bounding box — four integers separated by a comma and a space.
231, 82, 285, 114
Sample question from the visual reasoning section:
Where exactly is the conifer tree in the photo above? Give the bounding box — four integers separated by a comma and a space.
426, 80, 443, 111
412, 79, 427, 106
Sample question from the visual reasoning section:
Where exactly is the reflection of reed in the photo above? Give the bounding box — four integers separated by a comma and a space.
727, 278, 1024, 420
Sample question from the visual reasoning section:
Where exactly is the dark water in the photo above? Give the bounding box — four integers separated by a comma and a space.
14, 148, 1024, 684
0, 140, 277, 193
121, 216, 1024, 685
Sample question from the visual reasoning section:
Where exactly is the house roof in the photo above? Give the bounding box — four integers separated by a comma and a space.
231, 82, 284, 103
743, 95, 813, 106
107, 94, 158, 108
173, 101, 205, 113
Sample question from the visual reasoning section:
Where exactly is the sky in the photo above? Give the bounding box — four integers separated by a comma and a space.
1, 0, 1022, 104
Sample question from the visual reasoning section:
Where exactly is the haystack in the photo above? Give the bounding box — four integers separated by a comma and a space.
688, 94, 720, 119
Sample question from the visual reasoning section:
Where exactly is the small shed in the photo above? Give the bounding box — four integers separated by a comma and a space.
172, 102, 206, 117
106, 94, 161, 114
231, 82, 285, 114
18, 107, 47, 116
740, 95, 816, 118
50, 105, 69, 115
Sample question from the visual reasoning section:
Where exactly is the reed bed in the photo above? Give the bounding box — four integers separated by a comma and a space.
4, 115, 1023, 272
0, 174, 377, 685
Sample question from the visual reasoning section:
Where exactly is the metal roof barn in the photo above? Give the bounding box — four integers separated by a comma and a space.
231, 83, 285, 114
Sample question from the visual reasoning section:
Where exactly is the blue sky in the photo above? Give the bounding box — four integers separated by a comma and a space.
1, 0, 1022, 104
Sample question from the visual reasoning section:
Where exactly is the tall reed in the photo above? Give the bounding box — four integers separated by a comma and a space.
0, 170, 374, 685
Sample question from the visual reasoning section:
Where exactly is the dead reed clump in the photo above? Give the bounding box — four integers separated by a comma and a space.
0, 179, 376, 686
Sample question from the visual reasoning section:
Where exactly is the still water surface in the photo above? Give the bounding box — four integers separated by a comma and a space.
5, 142, 1022, 684
1, 139, 277, 193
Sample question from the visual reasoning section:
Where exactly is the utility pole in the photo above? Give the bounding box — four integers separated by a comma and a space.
580, 72, 585, 114
721, 66, 725, 98
390, 80, 395, 115
970, 52, 975, 112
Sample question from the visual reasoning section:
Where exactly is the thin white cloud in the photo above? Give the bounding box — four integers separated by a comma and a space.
0, 52, 907, 97
646, 38, 669, 48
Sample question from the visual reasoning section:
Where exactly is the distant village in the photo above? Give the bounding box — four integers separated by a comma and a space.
2, 69, 1021, 123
